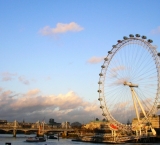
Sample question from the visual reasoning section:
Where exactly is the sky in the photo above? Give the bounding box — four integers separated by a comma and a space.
0, 0, 160, 124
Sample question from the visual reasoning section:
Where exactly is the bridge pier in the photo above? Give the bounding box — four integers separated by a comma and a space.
13, 120, 17, 137
13, 129, 17, 137
37, 131, 44, 137
63, 131, 68, 137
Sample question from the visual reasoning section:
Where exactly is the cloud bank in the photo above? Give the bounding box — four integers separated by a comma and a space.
39, 22, 84, 36
0, 89, 101, 124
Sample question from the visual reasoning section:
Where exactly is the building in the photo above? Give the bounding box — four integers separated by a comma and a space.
48, 119, 61, 128
0, 120, 7, 124
132, 114, 160, 129
83, 121, 111, 133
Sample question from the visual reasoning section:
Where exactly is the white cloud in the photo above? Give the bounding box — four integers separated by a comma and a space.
111, 66, 125, 72
87, 56, 104, 64
39, 22, 84, 35
0, 72, 35, 85
110, 66, 125, 77
1, 72, 17, 81
2, 90, 13, 97
26, 89, 40, 96
151, 26, 160, 34
0, 88, 3, 92
110, 77, 130, 86
18, 76, 30, 85
45, 76, 51, 81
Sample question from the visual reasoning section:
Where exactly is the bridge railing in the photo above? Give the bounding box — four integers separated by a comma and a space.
0, 125, 74, 131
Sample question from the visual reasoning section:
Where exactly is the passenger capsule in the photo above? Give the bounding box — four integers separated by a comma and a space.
123, 36, 128, 40
129, 34, 134, 37
104, 57, 108, 61
148, 39, 153, 43
117, 40, 122, 43
157, 105, 160, 109
157, 53, 160, 56
97, 90, 102, 93
101, 65, 105, 68
108, 51, 112, 54
142, 35, 147, 39
99, 73, 103, 76
100, 106, 104, 109
112, 45, 116, 48
135, 34, 140, 37
98, 81, 102, 84
102, 113, 106, 116
98, 98, 102, 101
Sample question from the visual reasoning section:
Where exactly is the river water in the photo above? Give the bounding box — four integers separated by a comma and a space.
0, 134, 159, 145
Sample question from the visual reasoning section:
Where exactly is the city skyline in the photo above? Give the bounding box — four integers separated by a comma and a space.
0, 0, 160, 123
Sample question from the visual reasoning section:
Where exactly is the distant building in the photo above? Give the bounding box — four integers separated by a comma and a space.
61, 121, 71, 129
132, 114, 160, 129
48, 119, 61, 128
0, 120, 7, 124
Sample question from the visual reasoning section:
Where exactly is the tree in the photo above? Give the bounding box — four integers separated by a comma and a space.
127, 119, 131, 125
71, 122, 82, 128
95, 118, 99, 121
102, 118, 106, 122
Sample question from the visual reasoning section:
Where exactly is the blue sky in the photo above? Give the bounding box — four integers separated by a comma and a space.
0, 0, 160, 123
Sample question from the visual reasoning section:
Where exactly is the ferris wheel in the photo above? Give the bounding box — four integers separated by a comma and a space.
98, 34, 160, 135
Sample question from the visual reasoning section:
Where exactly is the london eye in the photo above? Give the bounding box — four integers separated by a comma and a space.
98, 34, 160, 136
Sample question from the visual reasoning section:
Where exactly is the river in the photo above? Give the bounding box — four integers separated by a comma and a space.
0, 134, 159, 145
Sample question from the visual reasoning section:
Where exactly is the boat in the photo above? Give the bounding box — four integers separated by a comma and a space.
72, 136, 125, 144
26, 137, 46, 142
48, 135, 58, 139
72, 139, 82, 142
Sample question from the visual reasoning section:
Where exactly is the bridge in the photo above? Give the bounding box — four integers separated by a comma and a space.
0, 120, 74, 137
